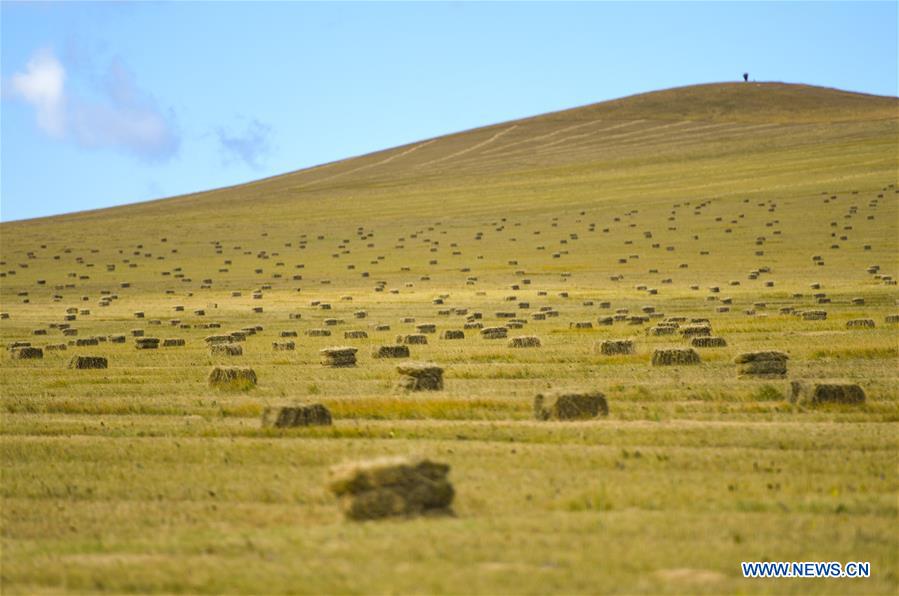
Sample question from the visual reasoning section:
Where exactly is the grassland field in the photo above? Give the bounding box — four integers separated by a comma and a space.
1, 83, 897, 594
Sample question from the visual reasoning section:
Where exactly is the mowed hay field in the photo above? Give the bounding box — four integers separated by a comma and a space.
1, 83, 898, 594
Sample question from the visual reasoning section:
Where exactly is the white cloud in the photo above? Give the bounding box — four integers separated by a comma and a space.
6, 48, 179, 161
9, 48, 66, 137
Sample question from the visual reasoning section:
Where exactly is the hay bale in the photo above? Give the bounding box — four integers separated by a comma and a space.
396, 334, 428, 345
321, 346, 357, 367
74, 338, 100, 346
261, 404, 332, 427
208, 366, 257, 388
440, 329, 465, 340
801, 310, 827, 320
306, 328, 332, 337
45, 343, 67, 351
534, 391, 609, 420
885, 314, 899, 324
735, 351, 788, 378
681, 325, 711, 337
108, 334, 126, 343
396, 362, 444, 391
691, 336, 727, 348
210, 343, 242, 356
480, 326, 508, 339
328, 456, 454, 521
570, 321, 593, 329
273, 341, 296, 351
135, 337, 159, 350
416, 324, 437, 334
598, 339, 634, 355
12, 346, 43, 359
344, 330, 368, 339
647, 325, 677, 336
846, 319, 875, 329
508, 335, 541, 348
204, 334, 231, 344
162, 338, 185, 347
372, 345, 410, 359
68, 355, 107, 369
789, 381, 865, 406
651, 348, 701, 366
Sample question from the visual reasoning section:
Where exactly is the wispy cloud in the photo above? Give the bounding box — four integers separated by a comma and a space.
5, 47, 179, 161
216, 119, 272, 169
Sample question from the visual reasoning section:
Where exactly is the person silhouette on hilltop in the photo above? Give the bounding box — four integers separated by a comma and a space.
743, 73, 749, 82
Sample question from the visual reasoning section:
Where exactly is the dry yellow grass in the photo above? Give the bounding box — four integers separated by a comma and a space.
1, 82, 897, 594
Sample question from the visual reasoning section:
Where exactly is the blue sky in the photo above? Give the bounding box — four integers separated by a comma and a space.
2, 1, 896, 222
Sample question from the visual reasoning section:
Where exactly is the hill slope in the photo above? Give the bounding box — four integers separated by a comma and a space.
3, 82, 897, 228
2, 81, 896, 294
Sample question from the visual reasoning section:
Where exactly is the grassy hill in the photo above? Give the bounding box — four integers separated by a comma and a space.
1, 82, 898, 594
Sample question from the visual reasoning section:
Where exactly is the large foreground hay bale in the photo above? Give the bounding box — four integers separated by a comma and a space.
68, 355, 107, 369
735, 351, 788, 378
691, 336, 727, 348
372, 345, 410, 359
328, 457, 454, 521
321, 346, 357, 367
652, 348, 701, 366
598, 339, 635, 355
534, 391, 609, 420
262, 404, 332, 427
790, 381, 865, 406
396, 362, 444, 391
508, 335, 541, 348
210, 343, 243, 356
208, 366, 257, 389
